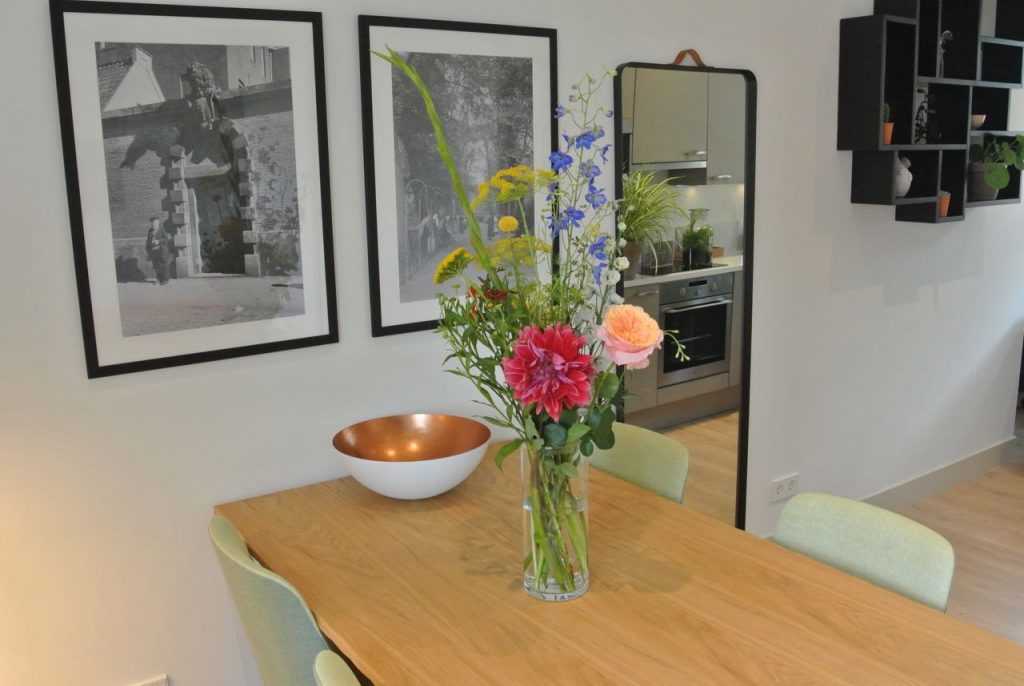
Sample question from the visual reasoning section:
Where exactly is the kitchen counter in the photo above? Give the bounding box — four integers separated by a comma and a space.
623, 254, 743, 288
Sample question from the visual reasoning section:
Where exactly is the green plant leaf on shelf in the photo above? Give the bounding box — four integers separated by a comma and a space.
985, 164, 1011, 190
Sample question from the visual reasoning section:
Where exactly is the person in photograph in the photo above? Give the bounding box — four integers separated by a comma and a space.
145, 217, 170, 285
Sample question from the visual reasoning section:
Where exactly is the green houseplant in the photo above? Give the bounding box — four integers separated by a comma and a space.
969, 135, 1024, 201
681, 209, 713, 269
618, 170, 687, 279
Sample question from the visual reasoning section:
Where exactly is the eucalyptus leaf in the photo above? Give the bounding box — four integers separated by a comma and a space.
580, 439, 594, 457
567, 423, 592, 443
494, 439, 523, 470
543, 422, 569, 448
558, 462, 579, 478
592, 429, 615, 450
597, 373, 620, 401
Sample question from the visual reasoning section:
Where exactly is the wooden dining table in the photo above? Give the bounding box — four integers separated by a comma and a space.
215, 446, 1024, 685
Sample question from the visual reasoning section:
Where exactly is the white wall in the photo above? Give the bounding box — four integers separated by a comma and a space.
2, 0, 1023, 684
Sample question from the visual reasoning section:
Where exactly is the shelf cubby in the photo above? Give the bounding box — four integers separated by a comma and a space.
996, 0, 1024, 40
966, 132, 1022, 204
840, 0, 1024, 222
971, 87, 1011, 130
980, 38, 1024, 83
852, 150, 939, 205
838, 15, 919, 150
940, 148, 967, 216
918, 82, 971, 144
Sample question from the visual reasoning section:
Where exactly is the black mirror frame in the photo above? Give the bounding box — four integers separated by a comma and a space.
613, 62, 757, 530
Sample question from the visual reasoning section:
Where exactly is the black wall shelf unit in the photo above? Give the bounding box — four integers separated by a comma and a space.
838, 0, 1024, 223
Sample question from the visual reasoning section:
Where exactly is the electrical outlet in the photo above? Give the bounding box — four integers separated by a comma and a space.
770, 474, 800, 503
132, 677, 169, 686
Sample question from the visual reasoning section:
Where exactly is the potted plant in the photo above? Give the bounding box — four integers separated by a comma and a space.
882, 103, 894, 145
619, 170, 686, 278
969, 135, 1024, 202
938, 190, 951, 218
681, 211, 714, 270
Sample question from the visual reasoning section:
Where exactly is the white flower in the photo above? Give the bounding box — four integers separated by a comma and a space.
617, 221, 627, 231
606, 269, 621, 285
609, 292, 624, 304
614, 256, 629, 270
618, 237, 627, 248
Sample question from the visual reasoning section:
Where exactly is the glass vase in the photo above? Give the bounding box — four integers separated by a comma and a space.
520, 441, 589, 601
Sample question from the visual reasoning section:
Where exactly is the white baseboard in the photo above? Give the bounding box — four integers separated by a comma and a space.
864, 437, 1023, 511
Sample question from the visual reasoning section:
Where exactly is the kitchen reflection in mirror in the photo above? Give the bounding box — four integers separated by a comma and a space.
614, 63, 756, 528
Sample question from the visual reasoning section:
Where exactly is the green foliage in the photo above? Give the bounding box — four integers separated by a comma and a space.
682, 225, 713, 250
970, 135, 1024, 191
381, 48, 626, 457
618, 170, 686, 245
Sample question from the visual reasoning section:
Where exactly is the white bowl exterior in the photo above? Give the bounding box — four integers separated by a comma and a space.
341, 443, 487, 499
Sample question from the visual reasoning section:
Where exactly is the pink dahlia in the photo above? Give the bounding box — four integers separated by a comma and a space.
501, 325, 595, 417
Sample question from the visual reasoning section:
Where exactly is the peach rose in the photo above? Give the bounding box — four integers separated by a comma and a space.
596, 304, 664, 370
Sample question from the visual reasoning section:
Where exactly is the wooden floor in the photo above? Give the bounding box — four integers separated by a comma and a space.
901, 458, 1024, 644
660, 409, 1024, 646
662, 411, 739, 525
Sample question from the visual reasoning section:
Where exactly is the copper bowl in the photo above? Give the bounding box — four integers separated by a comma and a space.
332, 414, 491, 499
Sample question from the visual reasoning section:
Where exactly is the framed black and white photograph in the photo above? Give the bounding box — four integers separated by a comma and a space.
50, 0, 336, 377
359, 15, 556, 336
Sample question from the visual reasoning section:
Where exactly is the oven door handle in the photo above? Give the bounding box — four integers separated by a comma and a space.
663, 299, 733, 315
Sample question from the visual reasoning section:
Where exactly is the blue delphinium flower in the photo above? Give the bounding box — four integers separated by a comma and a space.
574, 130, 596, 150
587, 234, 608, 260
579, 160, 601, 179
588, 235, 609, 285
585, 182, 607, 210
599, 144, 612, 163
549, 150, 573, 172
562, 206, 585, 229
554, 103, 566, 119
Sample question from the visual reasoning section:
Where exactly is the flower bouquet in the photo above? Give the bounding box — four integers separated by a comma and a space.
377, 50, 676, 601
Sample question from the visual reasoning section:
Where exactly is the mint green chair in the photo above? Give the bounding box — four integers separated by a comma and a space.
209, 516, 359, 686
590, 422, 689, 502
774, 493, 955, 611
315, 650, 361, 686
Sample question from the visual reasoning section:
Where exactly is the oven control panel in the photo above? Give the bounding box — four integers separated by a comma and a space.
660, 272, 733, 305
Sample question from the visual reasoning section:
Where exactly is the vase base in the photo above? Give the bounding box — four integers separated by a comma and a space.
522, 573, 589, 602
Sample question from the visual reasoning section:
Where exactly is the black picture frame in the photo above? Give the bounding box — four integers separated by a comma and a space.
358, 15, 557, 337
50, 0, 337, 378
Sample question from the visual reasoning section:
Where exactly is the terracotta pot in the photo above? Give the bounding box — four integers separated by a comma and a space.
883, 122, 894, 145
938, 194, 951, 218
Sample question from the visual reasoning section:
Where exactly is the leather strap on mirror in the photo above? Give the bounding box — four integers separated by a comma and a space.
671, 49, 708, 67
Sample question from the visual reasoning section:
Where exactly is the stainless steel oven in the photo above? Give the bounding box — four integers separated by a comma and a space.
657, 273, 734, 388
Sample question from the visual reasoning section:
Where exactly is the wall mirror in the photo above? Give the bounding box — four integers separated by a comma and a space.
614, 62, 756, 528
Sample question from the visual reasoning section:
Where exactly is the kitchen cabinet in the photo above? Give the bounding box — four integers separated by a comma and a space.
630, 69, 708, 166
707, 74, 747, 185
623, 284, 660, 413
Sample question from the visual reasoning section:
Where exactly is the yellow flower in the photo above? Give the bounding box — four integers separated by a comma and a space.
498, 215, 519, 233
433, 247, 473, 284
470, 182, 490, 210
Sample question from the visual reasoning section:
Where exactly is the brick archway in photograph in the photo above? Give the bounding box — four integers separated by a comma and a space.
165, 119, 261, 277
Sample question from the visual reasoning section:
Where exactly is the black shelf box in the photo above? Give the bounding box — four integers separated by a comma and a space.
980, 40, 1024, 84
838, 15, 917, 150
851, 150, 939, 205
